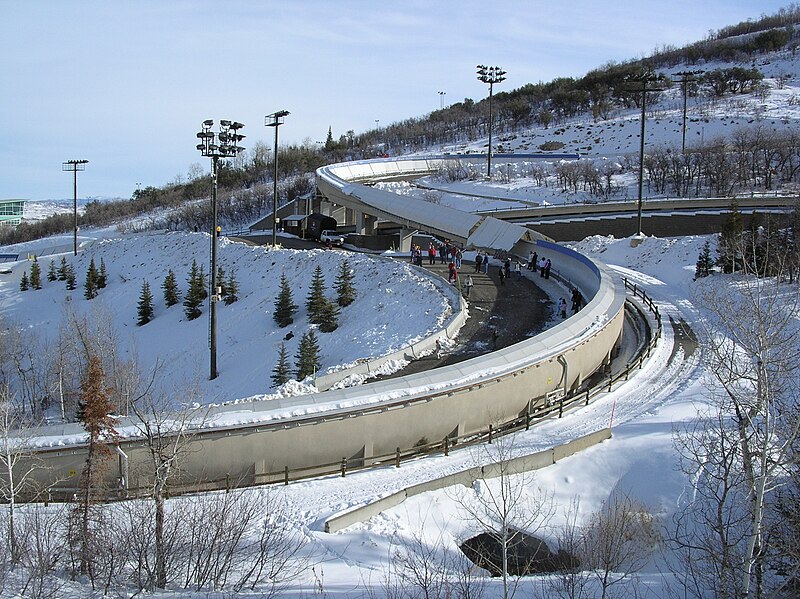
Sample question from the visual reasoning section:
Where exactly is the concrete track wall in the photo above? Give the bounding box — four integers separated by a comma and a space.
11, 157, 626, 497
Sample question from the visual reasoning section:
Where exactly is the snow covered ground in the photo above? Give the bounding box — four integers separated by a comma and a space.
3, 42, 799, 599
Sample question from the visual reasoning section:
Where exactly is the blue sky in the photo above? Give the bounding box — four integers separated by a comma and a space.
0, 0, 789, 200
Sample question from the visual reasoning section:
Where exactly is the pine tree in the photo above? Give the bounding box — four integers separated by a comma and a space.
97, 257, 107, 289
306, 266, 328, 324
224, 270, 239, 305
162, 269, 180, 307
717, 200, 744, 274
47, 260, 57, 282
295, 330, 321, 381
19, 271, 29, 291
137, 281, 154, 326
66, 264, 77, 290
183, 260, 204, 320
84, 258, 99, 299
271, 342, 292, 387
318, 298, 340, 333
198, 265, 208, 301
29, 256, 42, 289
335, 259, 356, 307
695, 240, 713, 279
58, 256, 68, 281
274, 273, 297, 327
324, 126, 335, 151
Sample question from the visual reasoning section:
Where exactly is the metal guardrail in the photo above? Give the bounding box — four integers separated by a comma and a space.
27, 277, 661, 506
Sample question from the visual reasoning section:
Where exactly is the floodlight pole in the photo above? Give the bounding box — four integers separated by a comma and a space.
62, 159, 88, 256
196, 119, 245, 380
265, 110, 289, 248
477, 65, 506, 178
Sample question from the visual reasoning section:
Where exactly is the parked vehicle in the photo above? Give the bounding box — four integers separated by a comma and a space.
320, 229, 345, 246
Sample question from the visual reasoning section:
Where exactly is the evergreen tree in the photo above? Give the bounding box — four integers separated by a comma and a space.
324, 126, 335, 151
198, 265, 208, 301
58, 256, 68, 281
162, 269, 180, 307
19, 271, 29, 291
29, 256, 42, 289
306, 266, 328, 324
97, 257, 107, 289
295, 329, 321, 381
274, 273, 297, 327
84, 258, 99, 299
137, 281, 154, 326
183, 259, 204, 320
271, 342, 292, 387
695, 240, 714, 279
66, 264, 77, 291
334, 259, 356, 307
717, 200, 744, 274
224, 269, 239, 305
318, 298, 340, 333
47, 259, 57, 282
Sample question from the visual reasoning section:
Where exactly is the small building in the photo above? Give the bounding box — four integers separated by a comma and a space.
0, 199, 24, 228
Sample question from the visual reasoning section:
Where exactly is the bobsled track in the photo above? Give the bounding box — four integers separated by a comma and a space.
17, 154, 666, 503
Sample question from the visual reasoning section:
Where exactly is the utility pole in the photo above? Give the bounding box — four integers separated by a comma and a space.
624, 71, 668, 239
673, 70, 704, 153
476, 65, 506, 179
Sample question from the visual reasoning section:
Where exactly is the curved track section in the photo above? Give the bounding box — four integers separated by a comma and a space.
17, 155, 629, 497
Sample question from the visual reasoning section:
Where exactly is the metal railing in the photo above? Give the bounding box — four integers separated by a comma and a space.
26, 277, 662, 506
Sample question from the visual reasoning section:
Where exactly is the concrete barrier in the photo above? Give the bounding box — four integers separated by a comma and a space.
325, 429, 611, 533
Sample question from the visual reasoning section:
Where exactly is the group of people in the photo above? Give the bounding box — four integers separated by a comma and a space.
473, 251, 491, 273
557, 287, 585, 319
526, 250, 551, 279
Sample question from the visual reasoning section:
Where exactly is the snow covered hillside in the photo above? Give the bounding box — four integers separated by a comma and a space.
0, 231, 454, 408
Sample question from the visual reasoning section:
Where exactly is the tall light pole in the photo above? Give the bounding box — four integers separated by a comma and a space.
62, 159, 88, 256
438, 90, 446, 110
265, 110, 289, 248
196, 119, 245, 380
476, 65, 506, 178
624, 71, 667, 238
673, 70, 704, 153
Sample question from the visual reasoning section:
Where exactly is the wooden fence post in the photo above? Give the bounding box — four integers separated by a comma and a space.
444, 437, 450, 456
488, 424, 493, 444
341, 457, 347, 477
284, 466, 289, 486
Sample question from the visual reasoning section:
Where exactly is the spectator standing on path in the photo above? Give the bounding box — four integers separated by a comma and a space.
439, 243, 447, 264
448, 261, 458, 285
498, 264, 505, 285
475, 252, 483, 272
539, 256, 547, 277
428, 243, 437, 265
514, 261, 522, 279
483, 253, 489, 274
544, 258, 551, 279
571, 287, 584, 313
455, 248, 462, 269
528, 250, 537, 270
464, 275, 474, 297
558, 297, 567, 318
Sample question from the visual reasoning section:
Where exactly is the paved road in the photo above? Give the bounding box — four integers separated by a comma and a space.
374, 259, 552, 379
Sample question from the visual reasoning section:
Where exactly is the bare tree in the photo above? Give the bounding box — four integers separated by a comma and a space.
129, 367, 208, 589
672, 246, 800, 597
453, 434, 555, 599
0, 385, 44, 564
580, 494, 660, 599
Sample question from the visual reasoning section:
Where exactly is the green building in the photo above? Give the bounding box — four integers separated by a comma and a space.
0, 199, 24, 227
